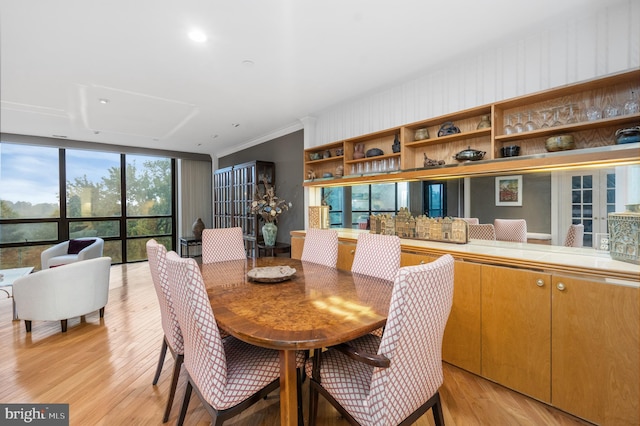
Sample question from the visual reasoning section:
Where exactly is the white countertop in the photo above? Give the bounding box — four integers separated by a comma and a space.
293, 228, 640, 284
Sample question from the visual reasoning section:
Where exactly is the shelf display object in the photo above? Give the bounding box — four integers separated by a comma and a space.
214, 161, 275, 257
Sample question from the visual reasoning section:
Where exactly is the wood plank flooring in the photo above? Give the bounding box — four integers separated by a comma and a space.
0, 262, 593, 425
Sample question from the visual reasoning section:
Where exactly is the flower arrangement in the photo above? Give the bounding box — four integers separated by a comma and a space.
250, 178, 292, 223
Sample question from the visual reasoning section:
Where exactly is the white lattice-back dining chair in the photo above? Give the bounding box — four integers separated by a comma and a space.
146, 239, 184, 423
494, 219, 528, 243
468, 224, 497, 240
307, 254, 455, 426
165, 251, 306, 426
564, 224, 584, 247
351, 233, 401, 282
301, 228, 339, 268
201, 227, 247, 263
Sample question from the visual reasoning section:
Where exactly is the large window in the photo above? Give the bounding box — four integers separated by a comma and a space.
0, 143, 174, 268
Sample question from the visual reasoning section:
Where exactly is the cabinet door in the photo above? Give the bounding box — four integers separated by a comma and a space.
290, 236, 304, 260
552, 275, 639, 425
400, 251, 438, 267
336, 241, 356, 271
481, 265, 551, 402
442, 261, 482, 374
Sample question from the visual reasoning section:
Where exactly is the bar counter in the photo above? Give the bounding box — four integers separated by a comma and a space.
291, 228, 639, 283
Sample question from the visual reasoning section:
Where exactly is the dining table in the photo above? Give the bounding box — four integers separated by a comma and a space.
199, 257, 394, 426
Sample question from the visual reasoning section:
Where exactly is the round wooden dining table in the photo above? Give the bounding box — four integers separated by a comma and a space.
199, 257, 394, 426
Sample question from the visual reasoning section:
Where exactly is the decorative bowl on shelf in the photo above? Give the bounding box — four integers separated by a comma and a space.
365, 148, 384, 157
615, 126, 640, 144
309, 152, 322, 161
414, 128, 429, 141
545, 134, 575, 152
453, 146, 485, 161
500, 145, 520, 157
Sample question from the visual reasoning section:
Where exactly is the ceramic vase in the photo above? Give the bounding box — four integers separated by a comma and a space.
262, 223, 277, 246
192, 218, 205, 239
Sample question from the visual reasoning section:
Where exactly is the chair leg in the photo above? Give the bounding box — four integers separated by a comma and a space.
177, 377, 193, 426
432, 392, 445, 426
297, 369, 303, 426
153, 337, 168, 385
308, 349, 321, 426
162, 354, 183, 423
24, 320, 32, 333
61, 319, 67, 332
99, 307, 105, 318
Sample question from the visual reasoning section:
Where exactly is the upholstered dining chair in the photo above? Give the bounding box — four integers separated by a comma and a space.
494, 219, 528, 243
201, 227, 247, 263
564, 224, 584, 247
164, 251, 306, 426
301, 228, 339, 268
461, 217, 479, 225
351, 233, 401, 282
307, 254, 455, 426
146, 239, 184, 423
468, 224, 497, 240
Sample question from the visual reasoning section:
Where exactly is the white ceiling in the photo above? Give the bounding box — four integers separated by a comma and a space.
0, 0, 618, 158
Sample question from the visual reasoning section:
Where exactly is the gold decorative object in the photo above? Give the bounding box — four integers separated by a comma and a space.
369, 208, 468, 244
308, 206, 330, 229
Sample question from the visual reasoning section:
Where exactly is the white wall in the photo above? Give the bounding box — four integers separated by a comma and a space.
307, 0, 639, 148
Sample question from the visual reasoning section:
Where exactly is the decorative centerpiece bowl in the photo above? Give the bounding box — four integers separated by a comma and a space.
545, 134, 575, 152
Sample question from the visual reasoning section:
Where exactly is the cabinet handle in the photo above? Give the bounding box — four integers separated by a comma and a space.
556, 282, 566, 291
536, 279, 544, 287
350, 250, 355, 255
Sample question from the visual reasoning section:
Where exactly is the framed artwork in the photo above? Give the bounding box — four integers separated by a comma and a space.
495, 175, 523, 206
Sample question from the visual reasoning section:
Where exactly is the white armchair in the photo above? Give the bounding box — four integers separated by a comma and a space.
41, 237, 104, 269
13, 257, 112, 333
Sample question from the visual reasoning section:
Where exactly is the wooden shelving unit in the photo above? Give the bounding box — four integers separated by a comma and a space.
303, 68, 640, 187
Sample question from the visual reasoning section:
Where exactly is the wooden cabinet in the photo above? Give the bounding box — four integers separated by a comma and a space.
336, 241, 357, 271
481, 265, 552, 403
402, 106, 492, 169
442, 260, 482, 375
213, 161, 275, 257
551, 275, 639, 425
303, 69, 640, 187
304, 141, 344, 183
400, 251, 438, 267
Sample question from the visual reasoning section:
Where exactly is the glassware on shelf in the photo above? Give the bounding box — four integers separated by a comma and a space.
539, 110, 551, 128
551, 107, 563, 127
514, 113, 524, 133
504, 115, 515, 135
566, 104, 578, 124
585, 103, 601, 121
603, 102, 621, 118
624, 90, 639, 115
524, 111, 538, 132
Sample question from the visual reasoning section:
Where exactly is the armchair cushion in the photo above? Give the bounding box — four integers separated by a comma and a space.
68, 238, 96, 254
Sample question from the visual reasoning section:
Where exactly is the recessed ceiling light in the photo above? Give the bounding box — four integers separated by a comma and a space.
242, 60, 254, 67
231, 123, 240, 128
98, 98, 109, 104
94, 130, 100, 135
188, 30, 207, 43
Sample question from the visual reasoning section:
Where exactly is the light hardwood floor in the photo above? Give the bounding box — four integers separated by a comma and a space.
0, 262, 593, 425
